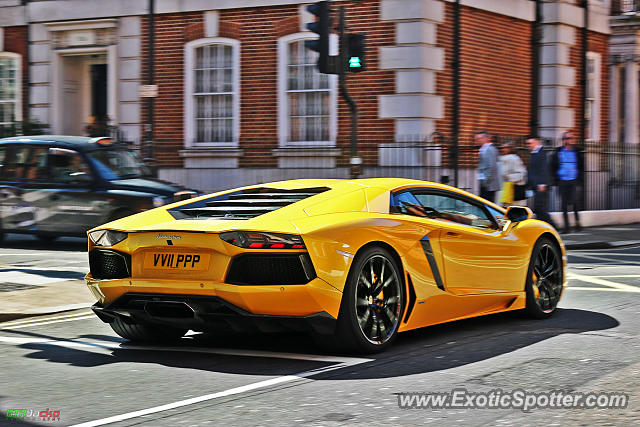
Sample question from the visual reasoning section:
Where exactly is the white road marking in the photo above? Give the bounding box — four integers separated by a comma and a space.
567, 253, 640, 265
0, 314, 96, 330
582, 275, 640, 278
0, 335, 372, 427
0, 271, 72, 285
566, 286, 640, 293
0, 311, 93, 327
567, 272, 640, 292
570, 252, 640, 257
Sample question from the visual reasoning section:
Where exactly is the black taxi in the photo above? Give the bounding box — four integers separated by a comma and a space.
0, 135, 196, 242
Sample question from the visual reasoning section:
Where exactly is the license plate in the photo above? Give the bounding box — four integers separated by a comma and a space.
144, 252, 210, 271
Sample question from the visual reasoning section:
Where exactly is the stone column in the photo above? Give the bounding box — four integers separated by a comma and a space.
624, 60, 639, 144
538, 2, 576, 141
378, 0, 444, 166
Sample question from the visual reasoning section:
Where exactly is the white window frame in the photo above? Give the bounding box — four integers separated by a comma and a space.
586, 51, 601, 141
277, 32, 338, 147
184, 37, 240, 148
0, 52, 22, 126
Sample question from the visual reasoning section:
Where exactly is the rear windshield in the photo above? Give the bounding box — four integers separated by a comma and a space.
86, 148, 151, 180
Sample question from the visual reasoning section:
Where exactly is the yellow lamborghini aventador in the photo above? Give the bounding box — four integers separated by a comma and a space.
85, 178, 565, 353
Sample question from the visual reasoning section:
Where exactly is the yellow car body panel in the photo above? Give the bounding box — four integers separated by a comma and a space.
86, 178, 566, 335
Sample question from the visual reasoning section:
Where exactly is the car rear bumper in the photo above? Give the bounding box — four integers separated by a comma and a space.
86, 273, 343, 319
92, 293, 337, 335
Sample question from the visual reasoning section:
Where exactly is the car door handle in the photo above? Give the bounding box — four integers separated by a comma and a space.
445, 231, 461, 238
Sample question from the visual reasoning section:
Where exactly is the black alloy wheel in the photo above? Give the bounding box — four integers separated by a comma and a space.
335, 246, 405, 353
524, 237, 563, 318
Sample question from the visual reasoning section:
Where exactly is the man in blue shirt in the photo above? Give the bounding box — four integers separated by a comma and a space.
551, 131, 584, 233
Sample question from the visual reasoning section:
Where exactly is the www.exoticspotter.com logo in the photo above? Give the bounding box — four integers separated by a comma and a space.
6, 408, 61, 422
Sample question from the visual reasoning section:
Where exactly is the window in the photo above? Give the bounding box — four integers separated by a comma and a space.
278, 33, 337, 146
184, 38, 239, 147
0, 53, 21, 127
49, 148, 92, 183
0, 145, 47, 180
585, 52, 601, 141
390, 190, 497, 229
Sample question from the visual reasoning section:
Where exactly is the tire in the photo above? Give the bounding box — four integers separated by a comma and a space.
332, 246, 405, 354
109, 317, 187, 343
524, 237, 564, 319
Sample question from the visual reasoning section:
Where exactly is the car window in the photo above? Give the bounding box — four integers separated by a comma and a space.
86, 149, 150, 180
0, 145, 26, 180
23, 147, 49, 181
391, 189, 496, 229
49, 148, 92, 183
0, 147, 5, 177
486, 205, 509, 229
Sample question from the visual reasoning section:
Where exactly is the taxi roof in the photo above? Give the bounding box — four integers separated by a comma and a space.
0, 135, 115, 150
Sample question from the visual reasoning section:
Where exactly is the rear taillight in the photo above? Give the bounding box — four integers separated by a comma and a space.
220, 231, 306, 249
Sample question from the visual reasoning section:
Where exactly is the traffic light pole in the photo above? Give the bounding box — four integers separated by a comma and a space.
338, 6, 360, 179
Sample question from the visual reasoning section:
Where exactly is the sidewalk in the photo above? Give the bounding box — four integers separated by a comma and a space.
1, 222, 639, 323
559, 222, 640, 249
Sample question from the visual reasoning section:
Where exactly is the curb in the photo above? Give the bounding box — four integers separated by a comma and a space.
0, 303, 93, 323
563, 240, 640, 250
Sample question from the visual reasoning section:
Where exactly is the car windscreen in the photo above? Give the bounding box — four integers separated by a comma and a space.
86, 148, 151, 180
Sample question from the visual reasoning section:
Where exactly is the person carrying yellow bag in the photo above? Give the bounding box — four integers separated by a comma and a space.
499, 141, 527, 207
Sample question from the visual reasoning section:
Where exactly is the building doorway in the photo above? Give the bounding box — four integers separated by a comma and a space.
56, 52, 110, 136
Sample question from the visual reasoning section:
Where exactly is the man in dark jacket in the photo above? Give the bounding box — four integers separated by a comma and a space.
526, 136, 556, 228
551, 131, 584, 233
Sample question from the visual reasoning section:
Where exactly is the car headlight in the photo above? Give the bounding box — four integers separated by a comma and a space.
152, 196, 167, 208
89, 230, 128, 247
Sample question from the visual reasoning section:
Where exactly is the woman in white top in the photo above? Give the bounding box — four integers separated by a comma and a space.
498, 142, 527, 207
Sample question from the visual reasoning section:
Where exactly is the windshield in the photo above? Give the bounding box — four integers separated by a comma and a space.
86, 148, 151, 180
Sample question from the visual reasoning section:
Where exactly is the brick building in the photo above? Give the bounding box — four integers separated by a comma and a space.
0, 0, 613, 191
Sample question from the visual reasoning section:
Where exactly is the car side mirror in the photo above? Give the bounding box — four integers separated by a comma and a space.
503, 206, 533, 231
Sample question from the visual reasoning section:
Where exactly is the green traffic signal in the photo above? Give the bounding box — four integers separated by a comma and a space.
349, 57, 362, 68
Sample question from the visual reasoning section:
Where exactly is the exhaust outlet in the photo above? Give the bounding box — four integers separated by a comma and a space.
144, 301, 195, 319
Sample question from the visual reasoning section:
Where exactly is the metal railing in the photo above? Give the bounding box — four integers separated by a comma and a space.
155, 135, 640, 212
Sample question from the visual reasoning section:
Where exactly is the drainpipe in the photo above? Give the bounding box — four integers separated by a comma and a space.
452, 0, 460, 188
146, 0, 156, 175
580, 0, 589, 143
530, 0, 541, 138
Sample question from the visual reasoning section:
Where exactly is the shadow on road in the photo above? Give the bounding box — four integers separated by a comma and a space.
0, 235, 86, 252
8, 308, 619, 380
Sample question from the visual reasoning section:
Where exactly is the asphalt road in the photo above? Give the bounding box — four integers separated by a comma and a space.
0, 239, 639, 426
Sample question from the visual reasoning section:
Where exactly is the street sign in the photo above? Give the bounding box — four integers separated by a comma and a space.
139, 85, 158, 98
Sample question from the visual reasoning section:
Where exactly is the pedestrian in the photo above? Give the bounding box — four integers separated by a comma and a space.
551, 131, 584, 233
526, 136, 557, 228
475, 130, 500, 203
498, 141, 527, 207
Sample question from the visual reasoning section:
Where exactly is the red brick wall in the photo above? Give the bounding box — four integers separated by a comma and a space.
569, 30, 609, 142
436, 4, 532, 166
141, 12, 203, 167
3, 26, 28, 124
143, 1, 395, 168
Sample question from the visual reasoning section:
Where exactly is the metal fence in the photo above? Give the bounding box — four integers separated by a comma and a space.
156, 137, 640, 212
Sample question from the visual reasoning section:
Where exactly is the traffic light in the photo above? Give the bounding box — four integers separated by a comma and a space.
305, 1, 332, 74
346, 33, 366, 72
